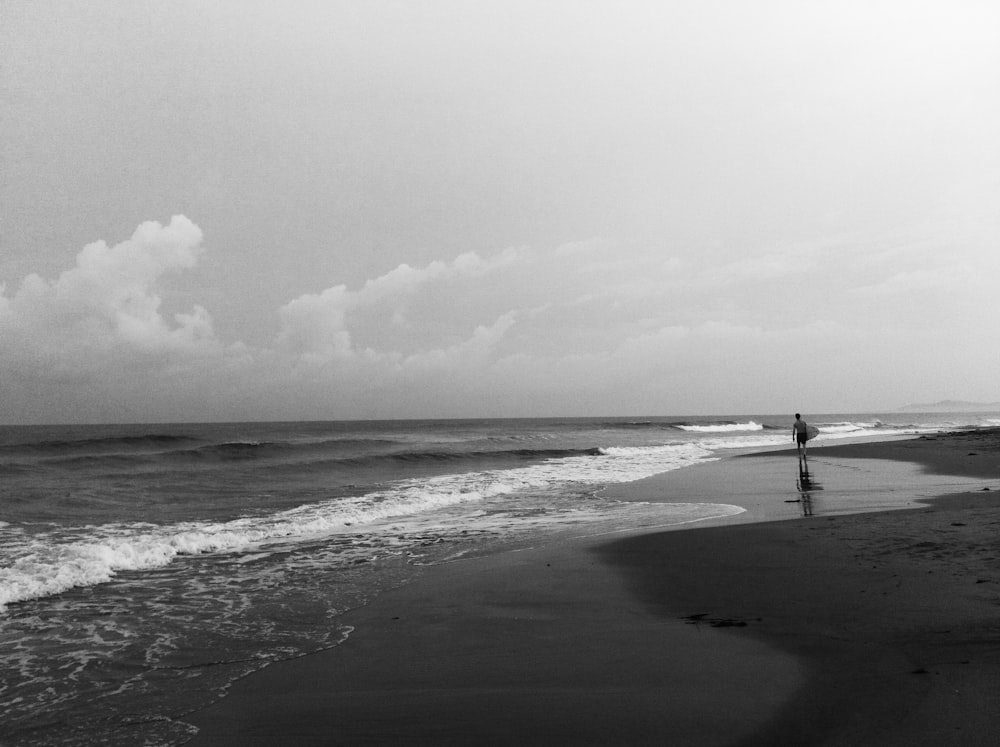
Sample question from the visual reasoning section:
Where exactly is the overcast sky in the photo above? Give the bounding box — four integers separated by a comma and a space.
2, 0, 998, 424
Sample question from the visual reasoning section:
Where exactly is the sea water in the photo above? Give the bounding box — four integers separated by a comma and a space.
1, 412, 995, 745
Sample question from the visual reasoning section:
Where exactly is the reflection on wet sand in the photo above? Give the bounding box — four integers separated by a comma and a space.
794, 455, 823, 517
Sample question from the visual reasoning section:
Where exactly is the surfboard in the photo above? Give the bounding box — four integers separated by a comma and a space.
806, 425, 820, 441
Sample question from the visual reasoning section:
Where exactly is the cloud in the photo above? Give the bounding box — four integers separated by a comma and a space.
0, 216, 223, 380
275, 284, 352, 361
0, 218, 532, 421
399, 310, 518, 373
275, 247, 521, 363
4, 214, 999, 423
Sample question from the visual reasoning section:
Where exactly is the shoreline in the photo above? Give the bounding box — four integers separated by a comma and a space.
756, 427, 1000, 479
184, 430, 1000, 745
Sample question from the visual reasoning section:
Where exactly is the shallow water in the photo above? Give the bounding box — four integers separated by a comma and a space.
1, 412, 996, 745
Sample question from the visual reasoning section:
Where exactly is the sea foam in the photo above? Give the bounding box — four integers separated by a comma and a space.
0, 441, 717, 610
675, 421, 763, 433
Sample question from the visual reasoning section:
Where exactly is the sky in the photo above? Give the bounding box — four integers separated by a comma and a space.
2, 0, 998, 424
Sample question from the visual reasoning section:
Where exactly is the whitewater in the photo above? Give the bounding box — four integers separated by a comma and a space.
2, 412, 997, 745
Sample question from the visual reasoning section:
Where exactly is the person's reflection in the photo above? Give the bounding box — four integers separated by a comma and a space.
795, 456, 822, 517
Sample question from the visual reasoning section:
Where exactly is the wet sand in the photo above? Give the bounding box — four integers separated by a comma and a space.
184, 429, 1000, 745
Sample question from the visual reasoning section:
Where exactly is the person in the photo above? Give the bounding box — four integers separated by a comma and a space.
792, 413, 809, 456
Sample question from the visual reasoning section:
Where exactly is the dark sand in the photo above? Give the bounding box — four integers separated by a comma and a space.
185, 429, 1000, 746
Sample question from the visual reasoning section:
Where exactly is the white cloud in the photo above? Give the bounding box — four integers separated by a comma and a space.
275, 248, 521, 364
1, 220, 532, 420
3, 214, 999, 423
0, 216, 224, 380
275, 284, 352, 360
399, 310, 518, 373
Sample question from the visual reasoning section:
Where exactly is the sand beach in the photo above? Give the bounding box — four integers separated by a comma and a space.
184, 429, 1000, 746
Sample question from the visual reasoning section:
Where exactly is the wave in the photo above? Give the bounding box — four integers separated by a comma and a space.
18, 442, 607, 473
0, 442, 715, 611
812, 420, 922, 435
815, 421, 877, 434
603, 420, 767, 433
376, 446, 603, 464
605, 421, 663, 428
0, 432, 410, 463
673, 421, 763, 433
0, 434, 200, 457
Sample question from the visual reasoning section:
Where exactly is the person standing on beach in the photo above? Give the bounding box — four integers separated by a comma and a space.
792, 414, 809, 456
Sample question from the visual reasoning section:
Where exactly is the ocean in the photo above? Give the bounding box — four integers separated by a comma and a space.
2, 412, 997, 745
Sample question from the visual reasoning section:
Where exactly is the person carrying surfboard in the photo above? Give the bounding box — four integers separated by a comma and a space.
792, 414, 810, 455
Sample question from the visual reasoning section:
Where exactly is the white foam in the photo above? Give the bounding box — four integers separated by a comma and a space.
676, 421, 763, 433
818, 422, 876, 434
9, 419, 962, 611
0, 442, 720, 611
579, 502, 746, 537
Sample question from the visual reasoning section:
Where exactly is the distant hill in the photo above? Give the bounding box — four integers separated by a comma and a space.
898, 400, 1000, 412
